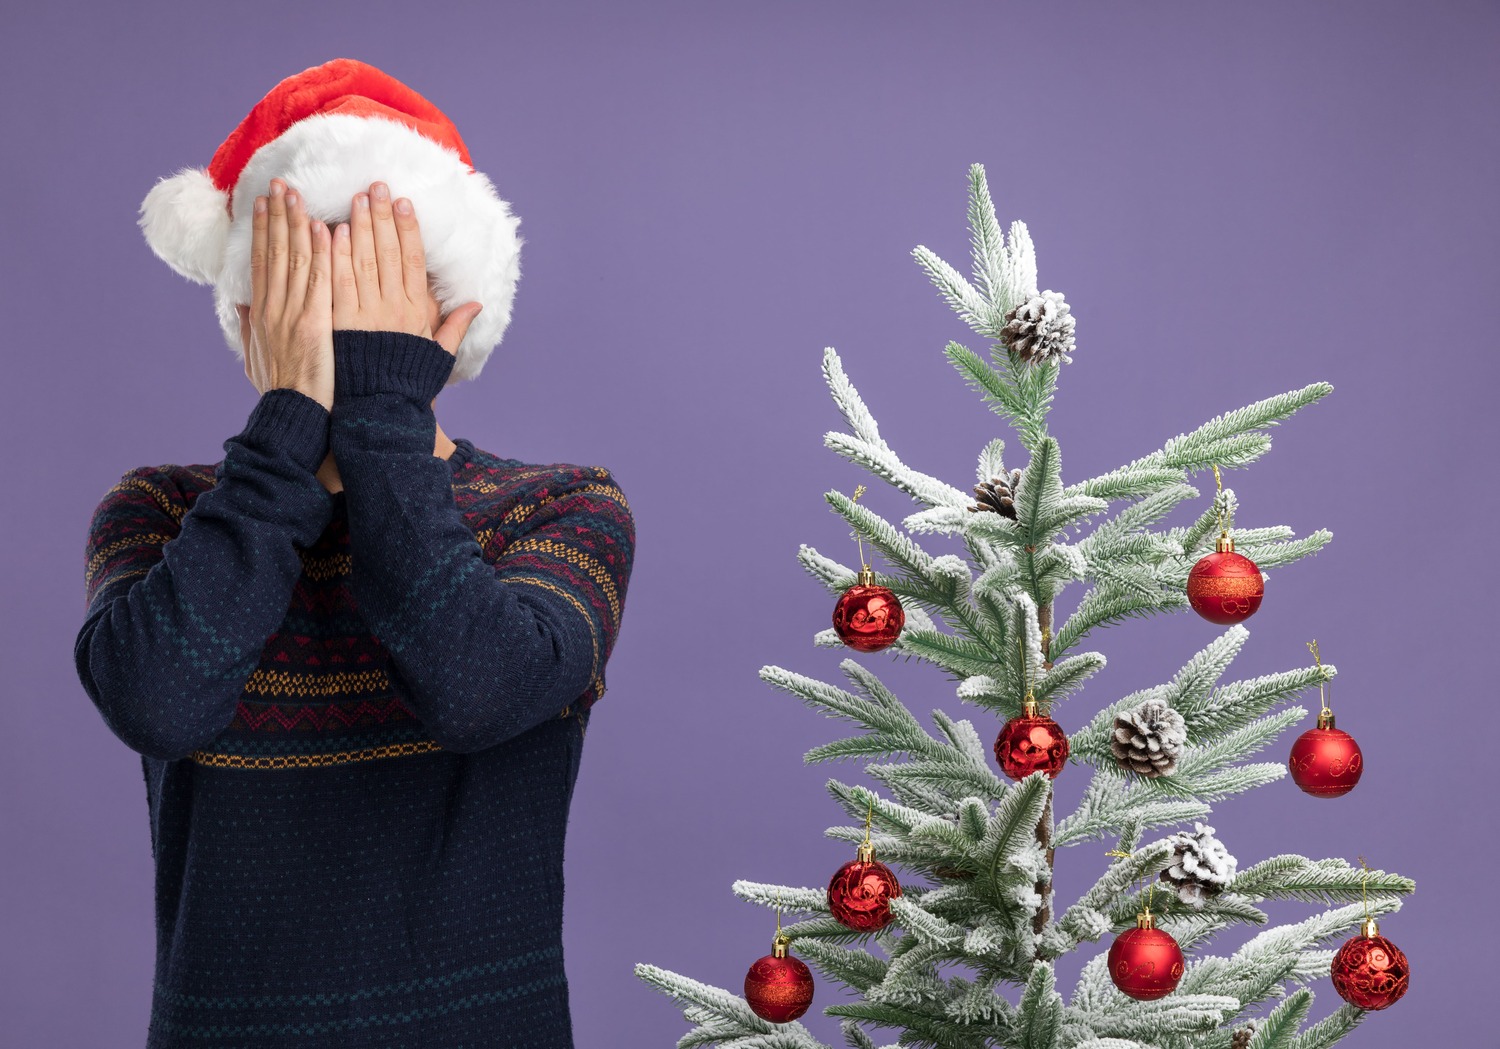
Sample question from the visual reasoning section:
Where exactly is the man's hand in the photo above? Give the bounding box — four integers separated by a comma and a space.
331, 181, 483, 358
236, 178, 335, 411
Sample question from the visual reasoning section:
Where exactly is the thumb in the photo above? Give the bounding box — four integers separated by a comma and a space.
433, 302, 483, 359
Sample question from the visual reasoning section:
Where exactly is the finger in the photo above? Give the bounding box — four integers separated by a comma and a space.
237, 304, 255, 388
392, 196, 429, 308
238, 301, 261, 391
250, 194, 268, 325
283, 186, 312, 319
306, 218, 332, 321
332, 220, 354, 329
368, 182, 404, 304
265, 179, 288, 321
349, 189, 379, 309
433, 302, 482, 358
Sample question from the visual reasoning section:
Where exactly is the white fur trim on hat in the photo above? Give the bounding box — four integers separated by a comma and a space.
139, 112, 522, 386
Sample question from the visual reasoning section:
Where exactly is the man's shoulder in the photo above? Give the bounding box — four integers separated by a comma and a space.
92, 461, 216, 517
462, 448, 626, 505
459, 450, 632, 547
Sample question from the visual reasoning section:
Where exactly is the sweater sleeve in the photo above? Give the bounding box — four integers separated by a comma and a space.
328, 329, 635, 754
73, 389, 336, 761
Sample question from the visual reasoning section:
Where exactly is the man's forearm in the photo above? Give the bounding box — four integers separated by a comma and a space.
329, 329, 595, 753
76, 390, 335, 760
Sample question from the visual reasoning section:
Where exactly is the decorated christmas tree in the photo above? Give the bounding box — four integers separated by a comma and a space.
636, 164, 1414, 1048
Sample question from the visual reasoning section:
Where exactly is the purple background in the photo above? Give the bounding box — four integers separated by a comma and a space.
3, 2, 1494, 1045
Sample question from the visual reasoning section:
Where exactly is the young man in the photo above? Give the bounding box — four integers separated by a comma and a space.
74, 59, 634, 1048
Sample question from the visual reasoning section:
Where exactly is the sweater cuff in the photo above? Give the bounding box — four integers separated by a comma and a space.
240, 388, 331, 474
333, 329, 455, 404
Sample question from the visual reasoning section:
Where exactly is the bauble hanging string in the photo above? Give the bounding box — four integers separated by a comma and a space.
1104, 848, 1185, 1001
826, 797, 903, 931
1287, 639, 1363, 797
1329, 857, 1409, 1010
1186, 464, 1265, 624
831, 485, 906, 652
993, 632, 1069, 780
742, 889, 815, 1023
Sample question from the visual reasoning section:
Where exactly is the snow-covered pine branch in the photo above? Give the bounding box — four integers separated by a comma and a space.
1053, 777, 1212, 849
1286, 1005, 1365, 1049
785, 943, 893, 1012
1054, 840, 1175, 945
965, 165, 1035, 324
820, 490, 952, 600
1118, 382, 1333, 478
1015, 960, 1065, 1049
634, 963, 832, 1048
822, 347, 974, 511
1176, 900, 1405, 1011
1051, 585, 1190, 663
1067, 629, 1326, 805
758, 661, 951, 764
955, 590, 1105, 720
1104, 888, 1269, 940
1081, 483, 1202, 551
1063, 463, 1191, 504
732, 881, 831, 915
941, 340, 1059, 453
1228, 857, 1415, 907
909, 246, 995, 342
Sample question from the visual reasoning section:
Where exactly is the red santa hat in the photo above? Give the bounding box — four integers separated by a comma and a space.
137, 57, 522, 387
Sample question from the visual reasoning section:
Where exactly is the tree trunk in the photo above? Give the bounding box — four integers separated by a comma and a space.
1033, 599, 1056, 949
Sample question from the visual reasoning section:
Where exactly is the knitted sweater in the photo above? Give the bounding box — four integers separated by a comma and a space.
73, 329, 635, 1049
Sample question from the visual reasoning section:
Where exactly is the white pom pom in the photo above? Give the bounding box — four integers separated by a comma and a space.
138, 167, 230, 286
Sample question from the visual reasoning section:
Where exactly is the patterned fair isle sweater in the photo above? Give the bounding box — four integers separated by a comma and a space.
73, 330, 635, 1049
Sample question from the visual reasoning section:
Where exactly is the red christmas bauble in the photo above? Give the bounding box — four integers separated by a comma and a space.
833, 578, 905, 652
994, 710, 1069, 781
1288, 715, 1363, 797
744, 947, 815, 1023
1108, 924, 1185, 1001
1186, 548, 1264, 624
1331, 925, 1409, 1010
828, 849, 903, 931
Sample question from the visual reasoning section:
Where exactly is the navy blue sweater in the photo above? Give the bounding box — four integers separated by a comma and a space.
74, 330, 635, 1048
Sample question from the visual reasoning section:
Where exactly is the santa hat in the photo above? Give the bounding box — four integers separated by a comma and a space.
137, 57, 522, 387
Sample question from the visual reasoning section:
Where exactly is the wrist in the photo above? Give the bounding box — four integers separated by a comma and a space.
241, 388, 332, 474
332, 329, 454, 404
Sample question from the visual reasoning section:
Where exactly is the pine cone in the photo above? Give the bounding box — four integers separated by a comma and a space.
1230, 1024, 1257, 1049
1110, 698, 1187, 778
1159, 822, 1237, 908
999, 290, 1076, 364
968, 468, 1022, 518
